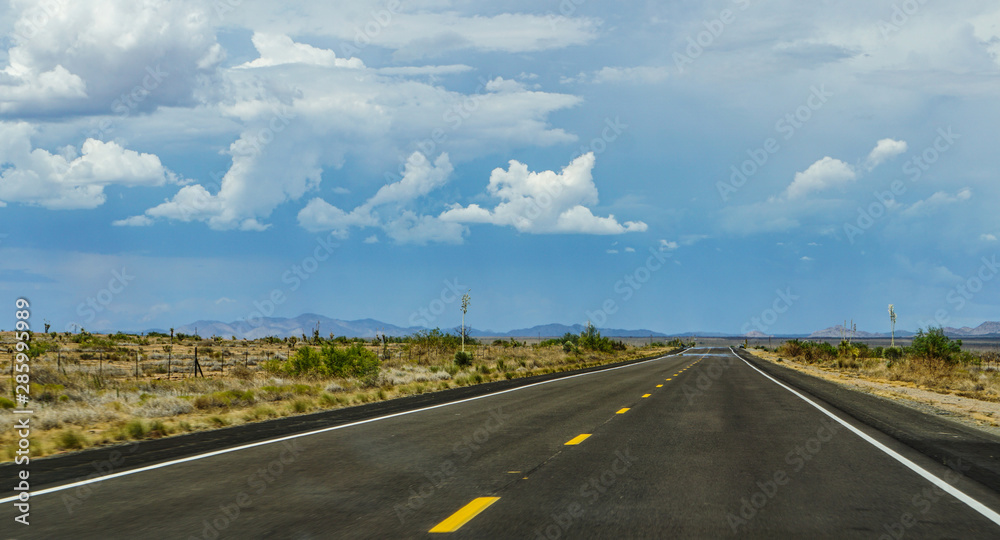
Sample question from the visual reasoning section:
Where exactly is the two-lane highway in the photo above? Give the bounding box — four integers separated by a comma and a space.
4, 347, 1000, 538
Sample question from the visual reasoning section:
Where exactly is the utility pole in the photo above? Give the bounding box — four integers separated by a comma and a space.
889, 304, 897, 348
460, 290, 471, 353
169, 328, 174, 380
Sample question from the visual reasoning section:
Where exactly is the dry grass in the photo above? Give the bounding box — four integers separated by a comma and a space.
753, 348, 1000, 403
0, 331, 674, 461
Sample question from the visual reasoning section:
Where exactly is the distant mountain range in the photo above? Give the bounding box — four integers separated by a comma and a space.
150, 314, 1000, 340
157, 314, 669, 340
805, 322, 1000, 339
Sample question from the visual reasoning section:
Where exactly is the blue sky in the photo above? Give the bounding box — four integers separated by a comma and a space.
2, 0, 999, 335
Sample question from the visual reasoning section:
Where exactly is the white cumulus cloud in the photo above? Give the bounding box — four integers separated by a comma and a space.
237, 33, 364, 69
865, 138, 908, 169
0, 0, 221, 116
902, 188, 972, 217
0, 121, 180, 210
784, 156, 858, 200
439, 153, 647, 235
297, 152, 460, 244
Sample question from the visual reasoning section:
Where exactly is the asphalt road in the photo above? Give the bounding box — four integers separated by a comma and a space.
4, 347, 1000, 538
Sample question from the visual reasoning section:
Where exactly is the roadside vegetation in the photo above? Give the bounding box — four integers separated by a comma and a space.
0, 323, 683, 461
751, 328, 1000, 403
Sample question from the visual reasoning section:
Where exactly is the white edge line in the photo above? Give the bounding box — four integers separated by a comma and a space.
730, 346, 1000, 527
1, 351, 684, 505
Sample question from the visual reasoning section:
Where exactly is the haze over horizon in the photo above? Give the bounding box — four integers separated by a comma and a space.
3, 1, 999, 336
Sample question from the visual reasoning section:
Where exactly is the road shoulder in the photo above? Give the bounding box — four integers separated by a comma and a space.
734, 347, 1000, 494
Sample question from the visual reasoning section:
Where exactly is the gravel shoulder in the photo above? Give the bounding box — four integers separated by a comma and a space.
749, 348, 1000, 438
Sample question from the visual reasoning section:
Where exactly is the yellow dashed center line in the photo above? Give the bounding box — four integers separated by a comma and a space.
616, 408, 630, 414
565, 434, 592, 445
642, 394, 651, 398
666, 378, 672, 381
656, 384, 663, 388
429, 497, 501, 533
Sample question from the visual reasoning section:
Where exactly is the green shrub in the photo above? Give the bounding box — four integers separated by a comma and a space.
149, 420, 170, 437
271, 345, 380, 383
291, 384, 317, 396
0, 397, 14, 409
123, 419, 148, 439
57, 429, 86, 450
778, 339, 837, 363
577, 323, 625, 352
26, 341, 58, 359
411, 328, 476, 350
910, 328, 963, 364
541, 333, 581, 347
454, 351, 473, 367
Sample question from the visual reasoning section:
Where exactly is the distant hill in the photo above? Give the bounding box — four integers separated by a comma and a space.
808, 325, 890, 339
489, 323, 667, 339
807, 322, 1000, 339
159, 315, 668, 340
149, 316, 1000, 341
169, 314, 424, 340
941, 321, 1000, 337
